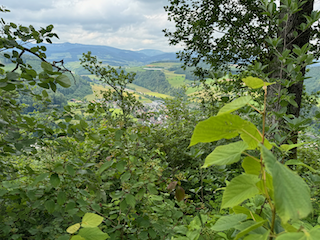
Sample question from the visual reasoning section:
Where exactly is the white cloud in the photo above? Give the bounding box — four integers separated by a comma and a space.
1, 0, 179, 52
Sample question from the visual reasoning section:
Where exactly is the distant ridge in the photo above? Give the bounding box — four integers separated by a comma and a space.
27, 42, 178, 65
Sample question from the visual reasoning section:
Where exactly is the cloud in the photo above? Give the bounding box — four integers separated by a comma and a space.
0, 0, 179, 51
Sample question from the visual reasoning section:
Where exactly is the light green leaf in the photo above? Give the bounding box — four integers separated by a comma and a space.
56, 74, 71, 88
242, 156, 261, 175
0, 189, 8, 196
243, 230, 269, 240
81, 213, 104, 228
211, 214, 247, 231
285, 160, 316, 173
125, 194, 136, 208
41, 62, 53, 73
240, 122, 272, 150
276, 228, 320, 240
280, 143, 307, 152
218, 96, 252, 115
45, 200, 55, 214
203, 141, 248, 168
190, 114, 249, 147
32, 173, 49, 186
222, 174, 260, 209
78, 227, 109, 240
66, 223, 81, 234
242, 77, 274, 89
235, 220, 267, 240
261, 146, 312, 223
88, 133, 99, 141
70, 236, 85, 240
50, 173, 60, 188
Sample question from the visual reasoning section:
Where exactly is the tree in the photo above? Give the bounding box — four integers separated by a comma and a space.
164, 0, 320, 158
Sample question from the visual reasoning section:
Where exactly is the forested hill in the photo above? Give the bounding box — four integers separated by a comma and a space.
134, 70, 183, 96
27, 42, 177, 66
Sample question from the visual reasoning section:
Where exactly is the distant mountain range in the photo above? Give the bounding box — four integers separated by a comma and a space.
28, 42, 178, 66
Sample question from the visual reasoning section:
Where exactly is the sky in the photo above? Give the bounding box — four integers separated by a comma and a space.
2, 1, 320, 53
1, 0, 180, 52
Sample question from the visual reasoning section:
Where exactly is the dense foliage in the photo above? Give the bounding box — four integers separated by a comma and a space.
2, 2, 320, 240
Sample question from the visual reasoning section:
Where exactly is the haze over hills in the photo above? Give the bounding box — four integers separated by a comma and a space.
29, 42, 178, 66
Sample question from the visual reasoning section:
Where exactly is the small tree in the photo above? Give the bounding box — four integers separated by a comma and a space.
80, 52, 142, 128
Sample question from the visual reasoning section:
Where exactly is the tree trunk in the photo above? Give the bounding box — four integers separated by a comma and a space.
267, 0, 313, 159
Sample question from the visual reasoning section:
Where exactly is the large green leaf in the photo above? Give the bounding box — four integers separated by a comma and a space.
70, 236, 85, 240
222, 174, 260, 209
218, 96, 252, 115
81, 213, 104, 228
242, 77, 274, 89
276, 228, 320, 240
203, 141, 248, 168
243, 230, 269, 240
190, 114, 249, 147
211, 214, 247, 231
261, 146, 312, 223
78, 227, 109, 240
233, 206, 263, 222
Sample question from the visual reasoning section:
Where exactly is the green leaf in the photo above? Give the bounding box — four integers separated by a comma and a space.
66, 165, 75, 176
50, 173, 60, 188
240, 122, 272, 150
57, 191, 67, 205
0, 189, 8, 196
56, 74, 71, 88
211, 214, 247, 231
276, 228, 320, 240
261, 146, 312, 223
41, 62, 53, 72
190, 114, 249, 147
218, 95, 252, 115
78, 227, 109, 240
70, 236, 85, 240
222, 174, 260, 209
203, 141, 248, 168
45, 200, 55, 214
88, 133, 99, 141
285, 160, 316, 173
147, 183, 158, 195
242, 77, 274, 89
233, 206, 264, 222
97, 161, 113, 175
121, 172, 131, 182
242, 156, 261, 175
66, 223, 81, 234
243, 230, 269, 240
175, 186, 185, 202
81, 213, 104, 228
32, 173, 49, 186
125, 194, 136, 208
234, 220, 267, 240
280, 143, 307, 152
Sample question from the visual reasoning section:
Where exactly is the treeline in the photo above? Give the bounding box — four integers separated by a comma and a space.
134, 70, 183, 96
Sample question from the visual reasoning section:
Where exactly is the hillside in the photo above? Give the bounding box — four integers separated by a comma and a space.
25, 42, 178, 66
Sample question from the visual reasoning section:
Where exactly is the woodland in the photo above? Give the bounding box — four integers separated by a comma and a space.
2, 1, 320, 240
